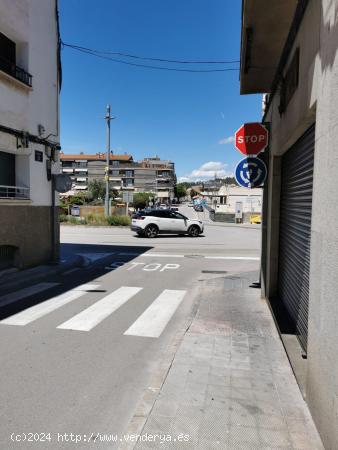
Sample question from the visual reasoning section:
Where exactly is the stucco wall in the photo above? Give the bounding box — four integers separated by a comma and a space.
0, 205, 59, 268
306, 1, 338, 449
263, 1, 338, 448
0, 0, 59, 207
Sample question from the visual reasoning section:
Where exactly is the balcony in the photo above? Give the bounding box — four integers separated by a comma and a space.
0, 56, 32, 87
0, 185, 30, 200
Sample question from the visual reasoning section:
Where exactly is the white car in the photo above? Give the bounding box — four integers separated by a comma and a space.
131, 209, 204, 238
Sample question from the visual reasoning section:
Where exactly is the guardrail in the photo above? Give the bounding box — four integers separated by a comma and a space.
0, 185, 30, 199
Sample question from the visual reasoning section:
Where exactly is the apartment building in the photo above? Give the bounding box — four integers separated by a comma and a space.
240, 1, 338, 447
0, 0, 61, 269
60, 153, 176, 201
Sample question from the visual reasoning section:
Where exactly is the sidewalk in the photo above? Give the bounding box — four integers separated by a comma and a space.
128, 271, 323, 449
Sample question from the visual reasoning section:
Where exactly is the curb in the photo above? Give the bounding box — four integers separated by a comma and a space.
118, 283, 201, 450
0, 255, 85, 295
205, 222, 261, 229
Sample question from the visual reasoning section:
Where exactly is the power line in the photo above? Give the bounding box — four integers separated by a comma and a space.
62, 41, 239, 65
62, 43, 239, 73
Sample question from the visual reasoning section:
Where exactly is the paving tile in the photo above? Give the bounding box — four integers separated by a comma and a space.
133, 278, 324, 450
208, 373, 231, 387
228, 425, 261, 447
289, 430, 323, 449
141, 415, 174, 435
151, 398, 180, 418
258, 427, 291, 447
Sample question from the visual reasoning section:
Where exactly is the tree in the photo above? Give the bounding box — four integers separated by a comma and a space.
224, 176, 236, 185
88, 179, 105, 200
132, 192, 153, 209
88, 179, 118, 203
175, 183, 187, 199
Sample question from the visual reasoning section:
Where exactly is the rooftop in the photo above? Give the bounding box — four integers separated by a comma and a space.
60, 152, 133, 161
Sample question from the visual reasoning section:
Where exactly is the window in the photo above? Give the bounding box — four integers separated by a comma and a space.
0, 151, 15, 186
75, 162, 87, 168
0, 32, 32, 87
111, 170, 120, 177
279, 48, 300, 114
112, 161, 119, 167
171, 212, 187, 220
0, 32, 15, 66
125, 170, 134, 177
159, 171, 170, 178
155, 210, 172, 218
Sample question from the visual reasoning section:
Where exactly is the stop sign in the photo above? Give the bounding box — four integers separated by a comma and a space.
235, 123, 269, 156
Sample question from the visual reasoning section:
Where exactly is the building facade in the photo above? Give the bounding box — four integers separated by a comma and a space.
240, 1, 338, 448
0, 0, 61, 269
60, 153, 176, 202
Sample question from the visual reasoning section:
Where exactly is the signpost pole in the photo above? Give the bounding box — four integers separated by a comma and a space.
104, 105, 115, 217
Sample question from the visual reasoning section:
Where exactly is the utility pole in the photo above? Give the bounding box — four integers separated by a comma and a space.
104, 105, 114, 216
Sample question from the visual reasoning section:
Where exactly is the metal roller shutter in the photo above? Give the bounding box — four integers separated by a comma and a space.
278, 124, 315, 351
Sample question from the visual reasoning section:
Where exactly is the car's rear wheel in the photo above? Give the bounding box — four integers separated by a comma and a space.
144, 225, 159, 238
188, 225, 200, 237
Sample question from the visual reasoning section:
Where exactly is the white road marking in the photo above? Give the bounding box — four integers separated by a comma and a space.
57, 286, 142, 332
0, 284, 100, 326
72, 284, 101, 291
140, 253, 185, 258
143, 263, 162, 272
206, 256, 260, 261
160, 264, 180, 272
2, 293, 81, 326
135, 253, 259, 260
127, 262, 145, 271
105, 261, 125, 270
124, 289, 186, 338
0, 283, 59, 308
76, 253, 113, 262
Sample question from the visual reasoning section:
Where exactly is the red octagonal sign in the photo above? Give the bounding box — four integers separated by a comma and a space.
235, 123, 269, 156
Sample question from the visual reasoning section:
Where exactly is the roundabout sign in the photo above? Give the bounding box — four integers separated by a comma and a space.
235, 157, 267, 188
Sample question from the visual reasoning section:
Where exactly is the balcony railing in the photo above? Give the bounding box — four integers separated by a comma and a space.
0, 56, 32, 87
0, 185, 30, 200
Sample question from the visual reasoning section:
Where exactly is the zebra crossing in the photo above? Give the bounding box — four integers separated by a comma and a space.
0, 283, 187, 338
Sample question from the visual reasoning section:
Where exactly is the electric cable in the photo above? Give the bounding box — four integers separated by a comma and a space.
62, 42, 240, 73
62, 42, 239, 65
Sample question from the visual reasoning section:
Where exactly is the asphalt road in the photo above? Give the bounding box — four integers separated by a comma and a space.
0, 208, 260, 449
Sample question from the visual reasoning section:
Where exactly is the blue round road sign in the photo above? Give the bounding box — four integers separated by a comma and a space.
235, 157, 267, 188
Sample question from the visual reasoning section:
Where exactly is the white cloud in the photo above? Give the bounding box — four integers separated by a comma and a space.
218, 136, 235, 145
178, 161, 231, 183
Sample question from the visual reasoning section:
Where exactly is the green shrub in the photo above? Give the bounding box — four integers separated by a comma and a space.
107, 215, 131, 226
60, 213, 130, 226
67, 216, 87, 225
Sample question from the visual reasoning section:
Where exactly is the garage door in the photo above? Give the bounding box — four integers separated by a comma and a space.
278, 124, 315, 351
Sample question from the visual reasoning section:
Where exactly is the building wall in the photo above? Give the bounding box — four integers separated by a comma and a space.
0, 0, 59, 268
0, 205, 58, 268
306, 1, 338, 448
264, 1, 338, 448
61, 156, 176, 199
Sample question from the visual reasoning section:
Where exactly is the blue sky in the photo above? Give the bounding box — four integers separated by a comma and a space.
59, 0, 261, 181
